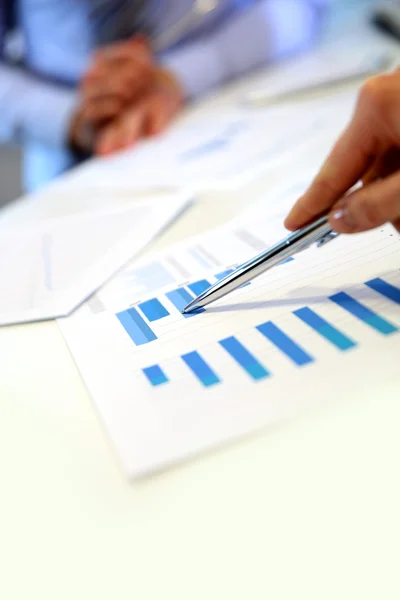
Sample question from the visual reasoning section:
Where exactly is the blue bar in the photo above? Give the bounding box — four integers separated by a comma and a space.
279, 257, 295, 265
188, 279, 211, 296
215, 269, 234, 280
143, 365, 168, 387
330, 292, 398, 335
219, 336, 270, 381
182, 351, 221, 387
181, 138, 228, 161
294, 307, 357, 351
365, 278, 400, 305
138, 298, 169, 322
116, 308, 157, 346
166, 288, 205, 317
257, 321, 314, 366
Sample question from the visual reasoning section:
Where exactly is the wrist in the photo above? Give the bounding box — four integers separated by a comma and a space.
154, 68, 185, 103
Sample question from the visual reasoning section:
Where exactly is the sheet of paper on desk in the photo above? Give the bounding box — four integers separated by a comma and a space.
59, 181, 400, 477
243, 45, 392, 106
76, 90, 356, 193
0, 192, 191, 326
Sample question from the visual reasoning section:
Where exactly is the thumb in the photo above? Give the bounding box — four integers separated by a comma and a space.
329, 171, 400, 233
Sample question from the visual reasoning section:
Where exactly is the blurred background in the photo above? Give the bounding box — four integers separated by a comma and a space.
0, 0, 393, 208
0, 144, 21, 208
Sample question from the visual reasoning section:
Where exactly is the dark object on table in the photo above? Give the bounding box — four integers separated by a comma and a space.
372, 2, 400, 42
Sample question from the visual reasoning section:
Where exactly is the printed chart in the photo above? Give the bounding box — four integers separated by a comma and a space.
60, 197, 400, 476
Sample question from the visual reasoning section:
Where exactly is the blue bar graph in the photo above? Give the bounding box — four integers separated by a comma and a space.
294, 307, 357, 351
219, 336, 270, 381
143, 365, 168, 387
188, 279, 211, 296
182, 351, 221, 387
138, 298, 169, 322
117, 308, 157, 346
330, 292, 398, 335
365, 278, 400, 305
139, 277, 400, 389
257, 321, 314, 366
167, 287, 205, 317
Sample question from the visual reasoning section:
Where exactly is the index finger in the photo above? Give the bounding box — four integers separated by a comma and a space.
284, 83, 384, 231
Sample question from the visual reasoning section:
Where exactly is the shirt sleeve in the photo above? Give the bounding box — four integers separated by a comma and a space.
0, 61, 77, 147
160, 0, 329, 99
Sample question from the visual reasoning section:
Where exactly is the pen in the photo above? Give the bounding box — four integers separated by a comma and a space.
183, 215, 338, 314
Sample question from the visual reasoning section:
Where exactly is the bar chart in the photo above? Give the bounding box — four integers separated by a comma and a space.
116, 261, 297, 346
140, 277, 399, 388
94, 187, 305, 317
59, 216, 400, 476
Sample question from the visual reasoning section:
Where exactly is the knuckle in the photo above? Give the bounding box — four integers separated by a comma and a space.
359, 76, 386, 109
359, 73, 397, 114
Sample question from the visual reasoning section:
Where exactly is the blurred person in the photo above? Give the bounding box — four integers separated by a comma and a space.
0, 1, 329, 192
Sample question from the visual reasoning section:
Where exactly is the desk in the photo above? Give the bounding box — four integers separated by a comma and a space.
1, 11, 399, 600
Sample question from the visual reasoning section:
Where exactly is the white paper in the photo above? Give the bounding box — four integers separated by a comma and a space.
59, 181, 400, 477
243, 45, 393, 105
72, 90, 356, 193
0, 192, 191, 325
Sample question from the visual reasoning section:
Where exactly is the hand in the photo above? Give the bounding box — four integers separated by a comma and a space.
82, 35, 154, 107
69, 36, 154, 152
95, 69, 185, 156
285, 71, 400, 234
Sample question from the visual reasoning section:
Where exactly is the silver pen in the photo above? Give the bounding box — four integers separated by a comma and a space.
183, 215, 338, 314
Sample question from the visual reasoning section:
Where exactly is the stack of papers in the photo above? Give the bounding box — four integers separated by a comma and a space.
0, 192, 191, 325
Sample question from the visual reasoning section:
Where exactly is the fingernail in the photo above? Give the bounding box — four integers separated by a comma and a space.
332, 207, 346, 221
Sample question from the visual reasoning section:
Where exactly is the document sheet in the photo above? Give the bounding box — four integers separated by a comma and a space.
0, 192, 191, 325
243, 44, 392, 105
76, 91, 356, 193
59, 182, 400, 476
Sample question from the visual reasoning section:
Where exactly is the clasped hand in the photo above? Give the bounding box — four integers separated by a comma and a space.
70, 36, 184, 156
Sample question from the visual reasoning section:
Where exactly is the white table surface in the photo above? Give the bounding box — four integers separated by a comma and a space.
1, 8, 400, 600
